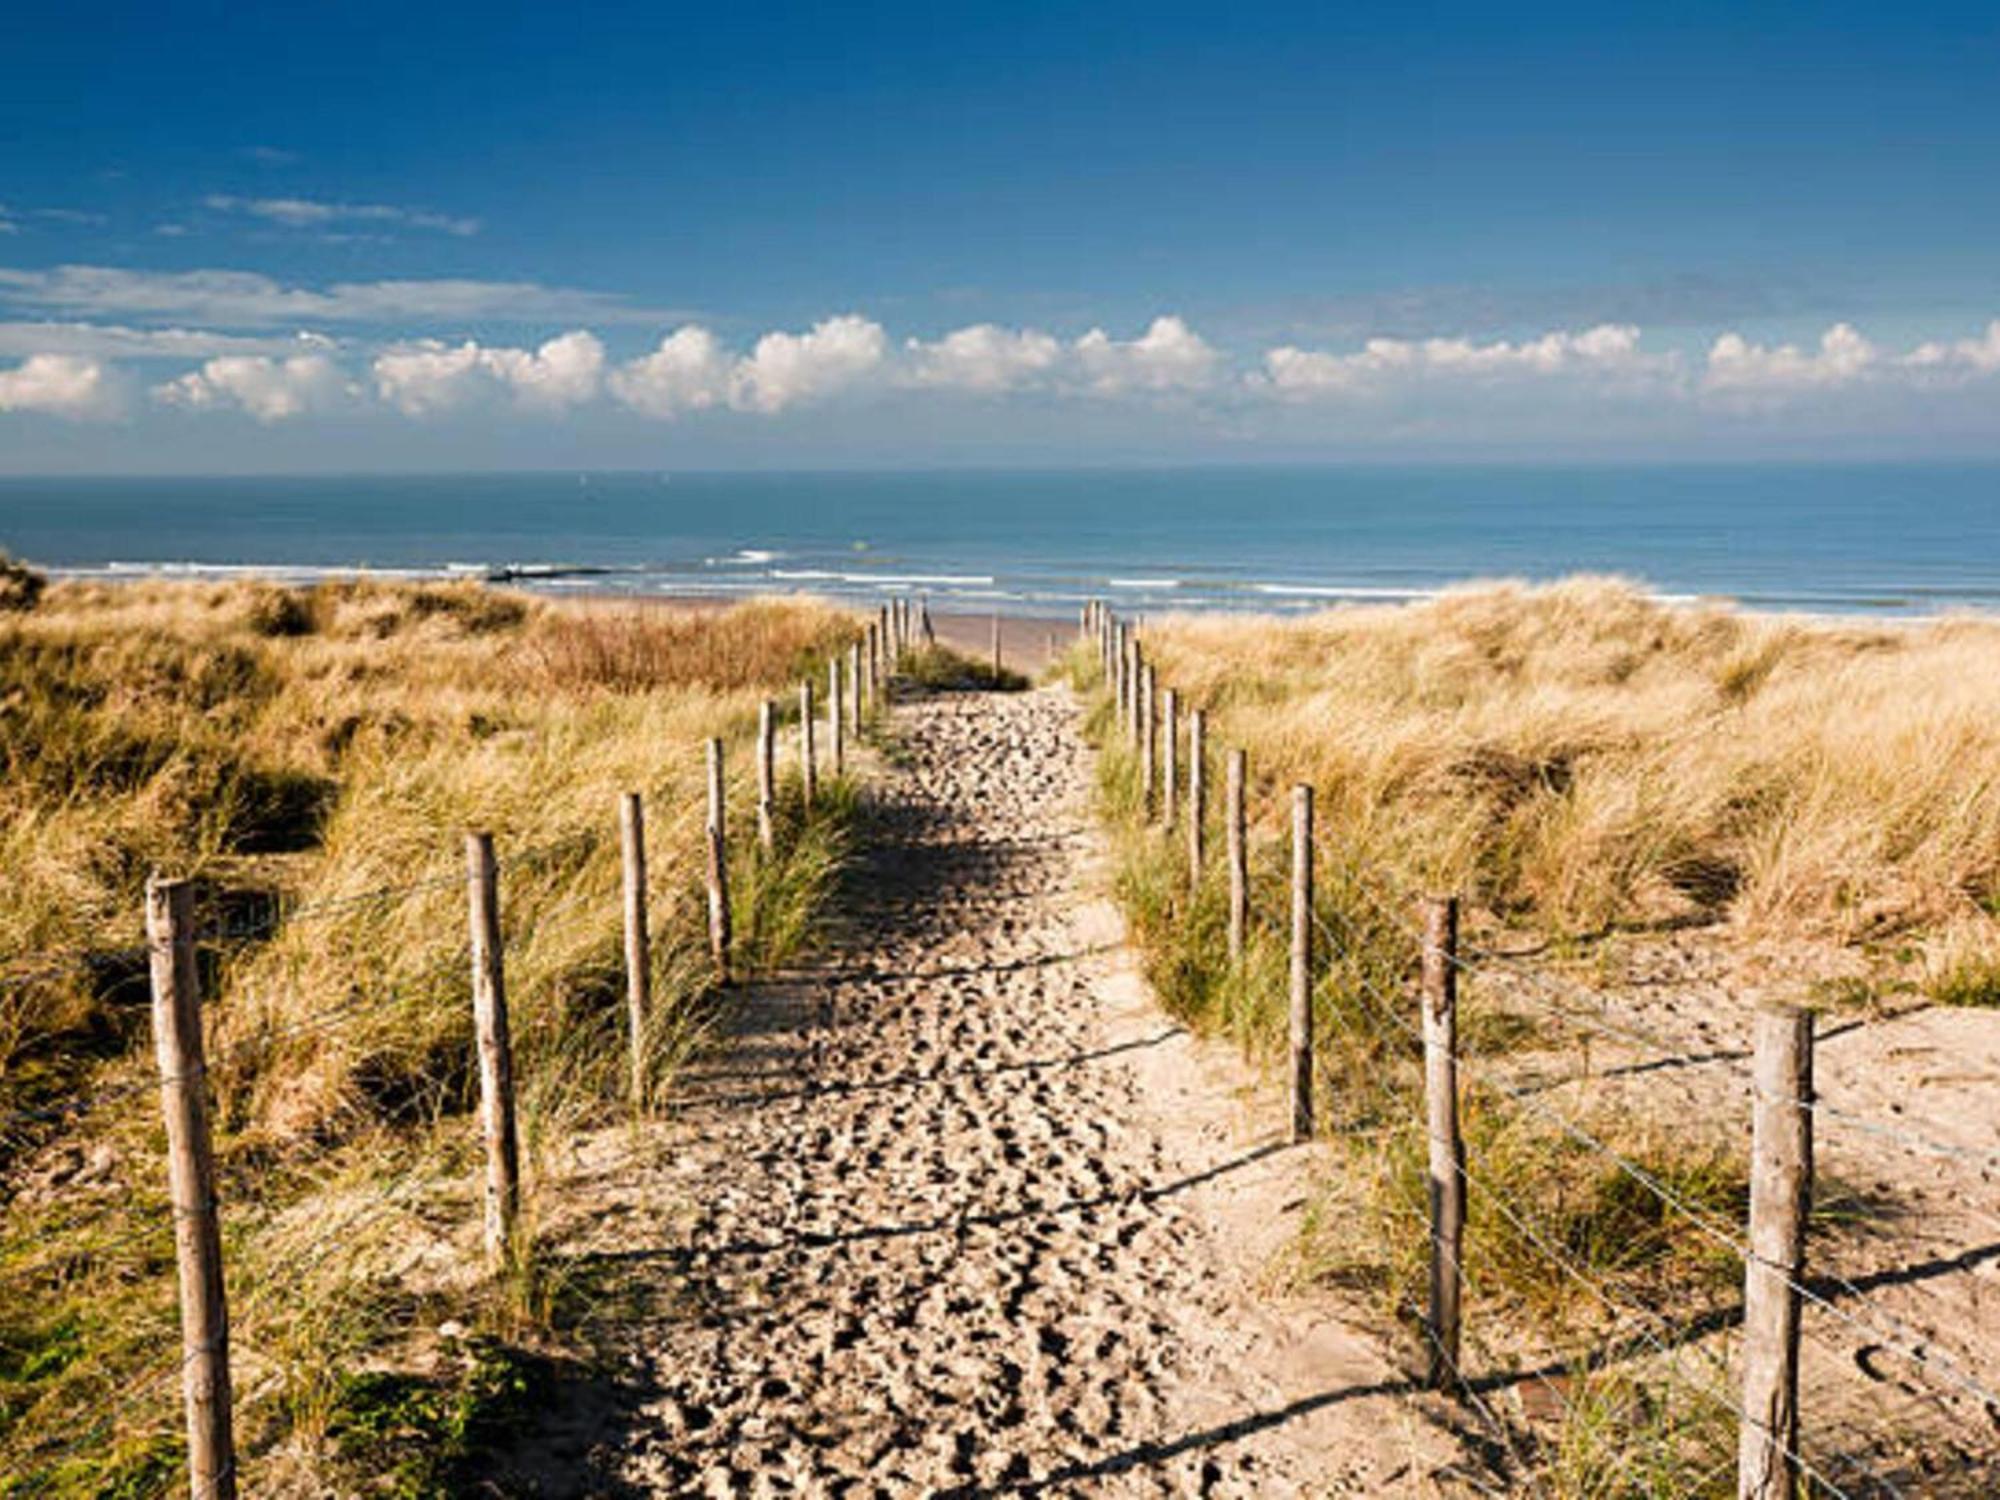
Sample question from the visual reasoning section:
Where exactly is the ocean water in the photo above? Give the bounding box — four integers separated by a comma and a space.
1, 465, 1996, 617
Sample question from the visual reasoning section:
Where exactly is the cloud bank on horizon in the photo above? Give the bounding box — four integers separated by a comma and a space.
3, 265, 1999, 441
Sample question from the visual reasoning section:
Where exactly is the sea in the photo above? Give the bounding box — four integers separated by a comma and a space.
1, 464, 1997, 618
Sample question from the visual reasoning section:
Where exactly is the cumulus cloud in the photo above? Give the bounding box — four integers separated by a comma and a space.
1261, 323, 1672, 397
0, 265, 675, 327
372, 330, 606, 416
607, 326, 733, 417
1900, 320, 2000, 381
153, 351, 348, 422
1073, 316, 1220, 394
204, 194, 480, 237
904, 324, 1064, 393
1702, 322, 1876, 394
731, 314, 889, 413
0, 353, 120, 418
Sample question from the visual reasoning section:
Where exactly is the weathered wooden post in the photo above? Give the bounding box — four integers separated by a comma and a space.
862, 625, 877, 715
465, 832, 521, 1271
146, 875, 237, 1500
705, 737, 733, 985
879, 604, 894, 672
1127, 640, 1145, 744
1420, 895, 1464, 1389
1290, 785, 1315, 1143
1187, 708, 1206, 889
991, 613, 1003, 678
848, 640, 863, 738
1737, 1005, 1814, 1500
1227, 748, 1248, 962
1139, 663, 1156, 818
1115, 623, 1130, 725
619, 793, 651, 1107
798, 680, 816, 810
1161, 687, 1179, 827
756, 700, 776, 852
828, 657, 845, 777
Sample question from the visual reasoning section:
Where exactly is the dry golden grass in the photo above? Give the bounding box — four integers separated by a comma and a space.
0, 579, 867, 1494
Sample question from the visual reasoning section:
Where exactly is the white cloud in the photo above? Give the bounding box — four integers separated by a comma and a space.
0, 320, 320, 360
1703, 322, 1876, 394
371, 330, 606, 416
904, 324, 1064, 392
204, 194, 480, 237
0, 265, 672, 327
1900, 320, 2000, 380
1073, 315, 1220, 394
608, 326, 734, 417
730, 314, 889, 412
153, 352, 349, 422
1261, 323, 1671, 397
0, 354, 121, 418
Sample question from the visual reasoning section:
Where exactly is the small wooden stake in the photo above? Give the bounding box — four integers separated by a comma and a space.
1226, 748, 1248, 963
1420, 895, 1464, 1389
147, 875, 237, 1500
1161, 688, 1179, 827
1289, 785, 1314, 1143
756, 700, 776, 851
1139, 663, 1156, 818
798, 680, 816, 809
1737, 1005, 1814, 1500
1187, 708, 1206, 889
828, 657, 845, 777
619, 792, 651, 1108
465, 832, 520, 1270
991, 613, 1003, 678
705, 738, 732, 985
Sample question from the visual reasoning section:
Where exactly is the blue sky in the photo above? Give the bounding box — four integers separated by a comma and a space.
3, 1, 2000, 470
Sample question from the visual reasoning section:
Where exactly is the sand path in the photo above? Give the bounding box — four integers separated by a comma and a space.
580, 687, 1473, 1496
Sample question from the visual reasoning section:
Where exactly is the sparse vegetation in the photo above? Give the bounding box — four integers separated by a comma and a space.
0, 577, 867, 1493
894, 641, 1031, 692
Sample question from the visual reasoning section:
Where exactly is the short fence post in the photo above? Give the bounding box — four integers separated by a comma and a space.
1161, 688, 1179, 827
1420, 895, 1464, 1389
848, 641, 863, 738
1187, 708, 1206, 889
619, 792, 651, 1108
705, 737, 733, 985
828, 657, 845, 777
1289, 785, 1314, 1143
1139, 663, 1156, 818
146, 875, 237, 1500
1128, 641, 1145, 744
1115, 624, 1130, 725
756, 700, 776, 852
1737, 1005, 1814, 1500
991, 613, 1003, 678
1227, 748, 1248, 963
798, 680, 816, 809
465, 832, 520, 1271
864, 621, 879, 709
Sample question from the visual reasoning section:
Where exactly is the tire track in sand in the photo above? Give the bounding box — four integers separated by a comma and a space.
607, 687, 1477, 1496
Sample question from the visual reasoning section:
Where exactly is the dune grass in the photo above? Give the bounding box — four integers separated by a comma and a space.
0, 579, 871, 1495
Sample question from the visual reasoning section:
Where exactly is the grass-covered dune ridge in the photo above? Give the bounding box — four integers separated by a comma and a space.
1133, 576, 2000, 965
1, 578, 866, 1495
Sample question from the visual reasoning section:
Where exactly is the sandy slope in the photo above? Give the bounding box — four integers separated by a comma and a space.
531, 687, 1483, 1496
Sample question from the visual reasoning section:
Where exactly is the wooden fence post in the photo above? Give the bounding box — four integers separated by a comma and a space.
705, 737, 733, 986
798, 680, 816, 809
1139, 663, 1156, 818
991, 613, 1003, 678
756, 700, 776, 852
1161, 688, 1179, 827
828, 657, 845, 777
1115, 624, 1130, 726
1420, 894, 1464, 1389
864, 621, 878, 710
465, 832, 520, 1271
1226, 748, 1248, 963
1128, 641, 1145, 744
848, 641, 862, 738
1187, 708, 1206, 889
1737, 1005, 1814, 1500
619, 793, 651, 1109
146, 875, 237, 1500
1290, 785, 1315, 1143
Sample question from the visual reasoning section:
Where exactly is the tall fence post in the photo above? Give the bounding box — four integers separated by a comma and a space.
705, 737, 733, 986
1290, 785, 1315, 1143
1161, 687, 1179, 827
756, 700, 776, 852
1420, 894, 1464, 1389
991, 613, 1003, 678
848, 640, 863, 739
146, 875, 237, 1500
1115, 624, 1130, 726
864, 621, 879, 710
828, 657, 845, 777
465, 832, 520, 1271
619, 793, 651, 1109
798, 679, 816, 810
1139, 662, 1156, 819
1128, 641, 1145, 744
1227, 748, 1248, 963
1737, 1005, 1814, 1500
1187, 708, 1206, 890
